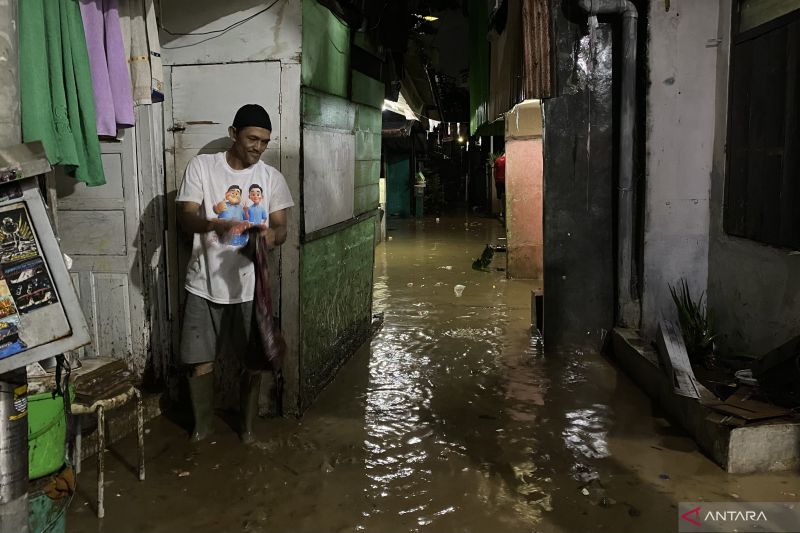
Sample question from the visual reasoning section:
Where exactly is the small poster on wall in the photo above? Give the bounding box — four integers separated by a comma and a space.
0, 205, 42, 264
0, 278, 26, 359
0, 202, 69, 361
0, 143, 91, 373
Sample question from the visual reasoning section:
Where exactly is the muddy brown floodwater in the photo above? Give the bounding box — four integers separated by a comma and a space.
68, 214, 797, 533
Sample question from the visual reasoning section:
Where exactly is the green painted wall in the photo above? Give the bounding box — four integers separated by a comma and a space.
469, 0, 490, 135
302, 88, 355, 130
299, 217, 376, 404
351, 71, 383, 109
301, 0, 350, 97
298, 2, 383, 409
354, 103, 381, 215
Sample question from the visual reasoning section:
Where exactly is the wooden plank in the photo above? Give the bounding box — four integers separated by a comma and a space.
703, 387, 791, 421
521, 0, 553, 99
134, 104, 169, 381
656, 320, 701, 399
279, 61, 303, 416
780, 19, 800, 248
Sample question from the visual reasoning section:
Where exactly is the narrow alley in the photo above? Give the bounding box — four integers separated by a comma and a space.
1, 1, 799, 532
67, 214, 796, 533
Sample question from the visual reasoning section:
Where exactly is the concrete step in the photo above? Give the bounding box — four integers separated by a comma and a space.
611, 327, 800, 473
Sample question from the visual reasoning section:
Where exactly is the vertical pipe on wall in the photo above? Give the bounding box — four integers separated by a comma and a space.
0, 370, 29, 533
577, 0, 640, 327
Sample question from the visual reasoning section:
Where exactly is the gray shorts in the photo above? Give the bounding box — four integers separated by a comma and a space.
179, 292, 258, 366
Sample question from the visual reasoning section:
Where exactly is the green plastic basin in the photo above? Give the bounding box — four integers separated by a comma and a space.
28, 388, 72, 480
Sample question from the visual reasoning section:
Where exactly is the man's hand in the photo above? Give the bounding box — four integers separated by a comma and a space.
211, 219, 251, 238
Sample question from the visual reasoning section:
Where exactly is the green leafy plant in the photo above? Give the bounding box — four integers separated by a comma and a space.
668, 279, 716, 366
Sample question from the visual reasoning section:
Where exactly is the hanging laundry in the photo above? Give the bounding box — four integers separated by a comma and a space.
19, 0, 107, 186
79, 0, 136, 136
118, 0, 164, 105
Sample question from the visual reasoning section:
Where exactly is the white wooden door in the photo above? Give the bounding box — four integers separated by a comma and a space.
164, 61, 284, 408
164, 61, 283, 344
56, 133, 149, 375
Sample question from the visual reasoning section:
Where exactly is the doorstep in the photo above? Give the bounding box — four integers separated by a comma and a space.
611, 328, 800, 474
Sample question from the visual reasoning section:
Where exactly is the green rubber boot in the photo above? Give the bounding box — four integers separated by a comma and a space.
239, 373, 262, 445
188, 373, 214, 442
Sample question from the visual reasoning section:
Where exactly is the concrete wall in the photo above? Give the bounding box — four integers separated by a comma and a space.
707, 2, 800, 356
542, 9, 615, 351
159, 0, 301, 65
505, 101, 543, 279
641, 0, 718, 340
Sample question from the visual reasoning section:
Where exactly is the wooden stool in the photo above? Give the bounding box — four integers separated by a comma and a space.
71, 385, 145, 518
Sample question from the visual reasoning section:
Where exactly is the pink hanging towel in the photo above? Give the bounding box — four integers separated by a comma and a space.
79, 0, 135, 136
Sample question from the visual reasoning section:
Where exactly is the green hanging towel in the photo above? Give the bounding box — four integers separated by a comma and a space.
20, 0, 107, 187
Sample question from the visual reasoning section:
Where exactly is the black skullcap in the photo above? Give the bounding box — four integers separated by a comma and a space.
232, 104, 272, 131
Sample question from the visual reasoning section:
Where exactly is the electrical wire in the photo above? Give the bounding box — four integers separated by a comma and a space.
161, 0, 282, 49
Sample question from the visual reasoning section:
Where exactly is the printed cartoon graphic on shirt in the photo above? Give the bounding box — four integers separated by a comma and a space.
213, 185, 248, 247
245, 184, 268, 225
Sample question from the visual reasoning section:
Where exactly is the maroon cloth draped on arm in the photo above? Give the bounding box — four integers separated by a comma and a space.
253, 235, 286, 372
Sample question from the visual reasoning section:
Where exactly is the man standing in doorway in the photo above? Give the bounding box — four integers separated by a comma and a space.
176, 104, 294, 444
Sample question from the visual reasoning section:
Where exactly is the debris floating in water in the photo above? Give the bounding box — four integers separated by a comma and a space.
454, 285, 466, 297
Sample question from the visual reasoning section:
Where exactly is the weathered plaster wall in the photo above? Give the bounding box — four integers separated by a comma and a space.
159, 0, 301, 65
707, 2, 800, 356
505, 101, 543, 279
641, 0, 717, 340
542, 9, 614, 351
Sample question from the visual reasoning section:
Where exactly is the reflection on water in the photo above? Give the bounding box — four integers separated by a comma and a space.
68, 214, 799, 533
358, 215, 550, 531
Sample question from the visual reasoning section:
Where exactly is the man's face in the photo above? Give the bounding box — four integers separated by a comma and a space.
231, 126, 271, 166
249, 187, 263, 205
226, 188, 242, 205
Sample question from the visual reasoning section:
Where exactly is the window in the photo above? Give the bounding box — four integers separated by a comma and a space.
724, 2, 800, 249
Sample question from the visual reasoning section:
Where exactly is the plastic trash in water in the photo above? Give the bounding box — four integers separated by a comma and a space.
436, 218, 440, 223
454, 284, 466, 297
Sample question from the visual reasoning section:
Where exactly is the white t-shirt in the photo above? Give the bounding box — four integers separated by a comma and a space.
176, 152, 294, 304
